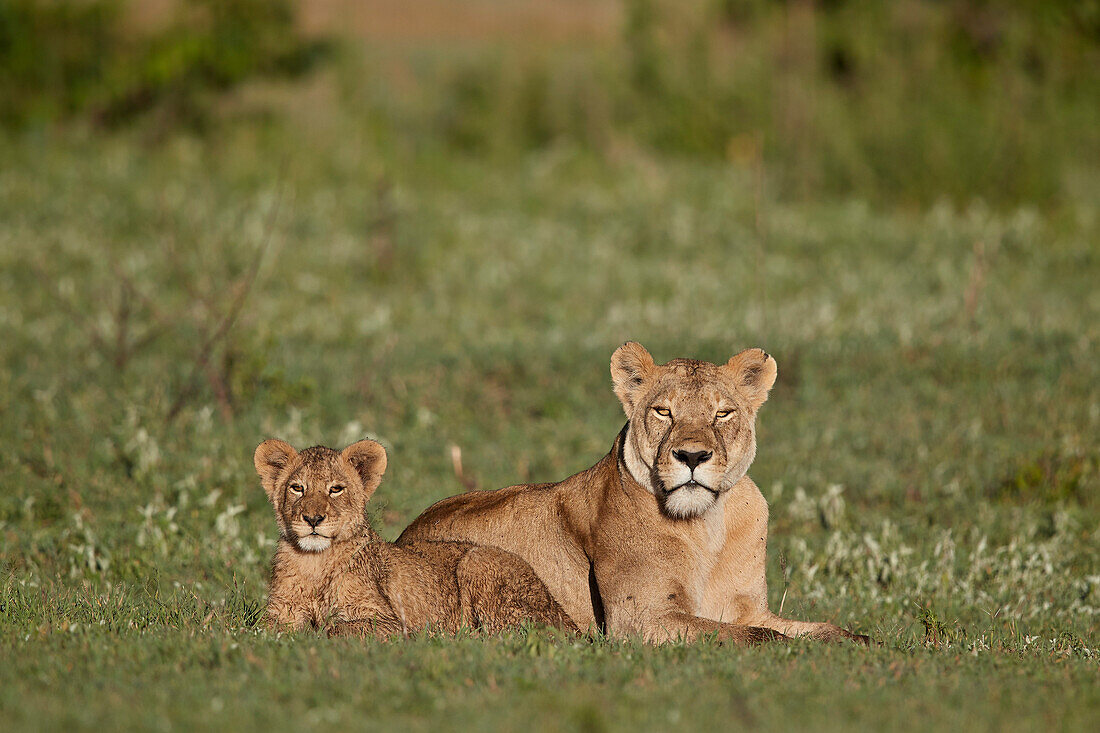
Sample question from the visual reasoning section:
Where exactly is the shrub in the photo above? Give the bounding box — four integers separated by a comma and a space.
0, 0, 328, 129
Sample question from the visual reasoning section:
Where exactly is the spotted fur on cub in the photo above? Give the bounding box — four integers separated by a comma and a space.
255, 439, 576, 638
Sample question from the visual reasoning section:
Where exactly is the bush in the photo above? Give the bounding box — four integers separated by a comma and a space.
380, 0, 1100, 206
0, 0, 327, 129
0, 0, 121, 125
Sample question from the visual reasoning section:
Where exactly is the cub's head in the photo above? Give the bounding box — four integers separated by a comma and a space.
611, 342, 777, 519
253, 439, 387, 552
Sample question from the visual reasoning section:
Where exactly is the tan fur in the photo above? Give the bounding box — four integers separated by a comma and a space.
399, 343, 868, 645
254, 439, 576, 638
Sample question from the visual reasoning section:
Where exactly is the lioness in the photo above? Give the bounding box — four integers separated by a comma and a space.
255, 438, 576, 637
399, 343, 867, 644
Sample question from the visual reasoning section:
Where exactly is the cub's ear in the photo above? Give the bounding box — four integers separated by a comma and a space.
610, 341, 656, 416
341, 439, 388, 499
254, 439, 298, 504
726, 348, 778, 411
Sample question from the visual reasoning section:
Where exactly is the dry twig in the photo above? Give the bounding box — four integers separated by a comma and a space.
165, 187, 285, 423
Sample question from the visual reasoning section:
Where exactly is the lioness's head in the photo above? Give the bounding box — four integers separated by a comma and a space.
611, 342, 777, 519
253, 439, 387, 552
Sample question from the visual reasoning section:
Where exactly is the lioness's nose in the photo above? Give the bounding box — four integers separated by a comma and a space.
303, 514, 325, 528
673, 449, 712, 471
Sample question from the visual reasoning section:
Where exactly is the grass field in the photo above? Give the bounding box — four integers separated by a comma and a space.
2, 23, 1099, 728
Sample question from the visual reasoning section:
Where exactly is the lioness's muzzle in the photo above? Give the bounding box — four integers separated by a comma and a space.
664, 481, 719, 497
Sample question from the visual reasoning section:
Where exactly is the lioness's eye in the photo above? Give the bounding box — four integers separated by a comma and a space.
652, 407, 671, 418
716, 410, 734, 419
288, 483, 304, 494
329, 485, 345, 495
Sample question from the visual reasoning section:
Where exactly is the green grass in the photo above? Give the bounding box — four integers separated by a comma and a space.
0, 110, 1098, 730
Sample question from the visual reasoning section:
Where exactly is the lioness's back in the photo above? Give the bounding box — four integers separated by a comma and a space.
401, 483, 551, 538
399, 460, 617, 629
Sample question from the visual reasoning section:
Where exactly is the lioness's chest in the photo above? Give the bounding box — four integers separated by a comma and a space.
677, 501, 731, 609
694, 489, 771, 622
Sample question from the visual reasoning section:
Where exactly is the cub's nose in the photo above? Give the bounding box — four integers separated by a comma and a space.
673, 449, 713, 471
303, 514, 326, 528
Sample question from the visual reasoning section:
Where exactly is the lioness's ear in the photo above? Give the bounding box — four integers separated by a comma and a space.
611, 341, 656, 415
254, 439, 298, 504
341, 439, 388, 499
726, 348, 777, 411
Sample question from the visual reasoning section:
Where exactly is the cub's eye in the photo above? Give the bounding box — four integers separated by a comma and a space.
288, 483, 304, 494
652, 407, 671, 418
715, 409, 734, 420
329, 485, 345, 495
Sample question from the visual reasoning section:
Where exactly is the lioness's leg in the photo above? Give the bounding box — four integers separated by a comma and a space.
758, 615, 870, 644
648, 612, 787, 645
456, 548, 577, 633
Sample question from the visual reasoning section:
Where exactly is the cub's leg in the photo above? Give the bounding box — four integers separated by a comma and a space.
326, 616, 407, 640
456, 547, 577, 633
328, 574, 413, 640
266, 560, 320, 632
265, 595, 313, 632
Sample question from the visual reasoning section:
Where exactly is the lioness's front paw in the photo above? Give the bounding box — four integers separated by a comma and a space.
811, 624, 871, 645
742, 626, 790, 645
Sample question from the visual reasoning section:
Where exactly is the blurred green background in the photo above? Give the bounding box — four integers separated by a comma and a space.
1, 1, 1098, 731
4, 0, 1100, 204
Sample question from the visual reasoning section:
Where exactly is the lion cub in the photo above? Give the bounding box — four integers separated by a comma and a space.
254, 438, 575, 638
